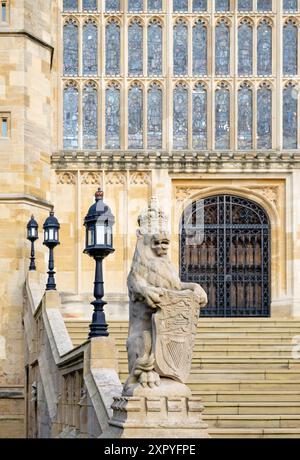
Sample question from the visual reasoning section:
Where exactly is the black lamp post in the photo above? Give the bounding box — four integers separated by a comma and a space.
84, 188, 115, 338
27, 215, 38, 271
43, 209, 60, 291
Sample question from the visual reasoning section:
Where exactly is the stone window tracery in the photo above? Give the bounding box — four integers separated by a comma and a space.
63, 19, 78, 76
174, 19, 188, 76
173, 83, 188, 150
106, 19, 120, 75
83, 82, 98, 149
83, 20, 98, 75
257, 19, 272, 76
63, 82, 79, 149
148, 82, 163, 149
193, 19, 207, 76
283, 19, 298, 75
106, 82, 120, 149
215, 19, 230, 76
238, 83, 253, 150
128, 83, 144, 149
193, 83, 207, 149
283, 82, 298, 149
148, 19, 163, 76
215, 82, 230, 150
257, 82, 272, 149
128, 19, 143, 76
238, 19, 253, 76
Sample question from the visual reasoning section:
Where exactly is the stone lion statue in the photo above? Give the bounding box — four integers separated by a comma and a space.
125, 197, 207, 391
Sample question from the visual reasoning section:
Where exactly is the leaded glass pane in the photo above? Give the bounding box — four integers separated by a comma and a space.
283, 23, 298, 75
83, 22, 98, 75
83, 84, 98, 149
257, 0, 272, 10
128, 0, 143, 12
193, 85, 207, 149
148, 84, 162, 149
215, 22, 230, 75
283, 0, 298, 11
215, 88, 230, 149
128, 22, 143, 76
257, 87, 272, 149
173, 86, 188, 150
83, 0, 97, 11
174, 21, 188, 76
63, 22, 78, 76
193, 21, 207, 75
106, 86, 120, 149
238, 23, 253, 75
238, 86, 253, 150
148, 21, 162, 76
106, 0, 120, 11
63, 86, 78, 149
148, 0, 162, 12
106, 21, 120, 75
173, 0, 188, 12
215, 0, 229, 11
283, 85, 298, 149
257, 21, 272, 75
193, 0, 207, 12
63, 0, 77, 11
128, 86, 143, 149
238, 0, 252, 10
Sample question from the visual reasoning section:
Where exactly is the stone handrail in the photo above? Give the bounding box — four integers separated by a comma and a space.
23, 271, 122, 438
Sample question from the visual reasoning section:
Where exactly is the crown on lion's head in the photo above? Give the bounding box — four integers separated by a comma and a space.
137, 197, 169, 236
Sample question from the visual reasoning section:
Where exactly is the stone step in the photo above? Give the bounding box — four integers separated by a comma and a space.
207, 428, 300, 438
192, 390, 300, 403
203, 415, 300, 429
203, 402, 300, 415
186, 379, 300, 392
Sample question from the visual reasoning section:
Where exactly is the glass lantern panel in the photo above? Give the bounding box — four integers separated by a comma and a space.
49, 229, 54, 240
96, 224, 105, 245
88, 228, 95, 246
106, 226, 112, 246
54, 230, 58, 241
44, 230, 48, 241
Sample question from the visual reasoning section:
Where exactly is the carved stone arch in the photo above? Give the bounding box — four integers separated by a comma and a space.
83, 16, 98, 26
128, 16, 144, 27
258, 16, 273, 27
193, 17, 208, 28
238, 16, 254, 27
216, 16, 232, 27
63, 16, 79, 26
106, 16, 122, 26
148, 16, 163, 26
284, 17, 299, 27
174, 17, 188, 26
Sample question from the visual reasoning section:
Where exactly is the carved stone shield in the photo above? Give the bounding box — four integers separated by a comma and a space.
152, 289, 200, 383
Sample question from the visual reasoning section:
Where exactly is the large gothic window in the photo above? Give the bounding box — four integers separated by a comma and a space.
148, 0, 162, 11
128, 84, 143, 149
215, 0, 230, 11
106, 83, 120, 149
257, 0, 272, 10
106, 0, 120, 11
238, 84, 253, 150
257, 83, 272, 150
63, 20, 78, 76
283, 0, 298, 11
192, 83, 207, 150
174, 20, 188, 76
128, 0, 143, 12
238, 0, 252, 10
63, 0, 77, 11
257, 19, 272, 76
215, 84, 230, 149
283, 83, 298, 149
63, 84, 78, 149
215, 20, 230, 75
238, 20, 253, 75
173, 84, 188, 150
283, 20, 298, 75
173, 0, 188, 12
83, 0, 97, 11
128, 20, 143, 76
193, 0, 207, 11
83, 82, 98, 149
83, 20, 98, 75
106, 20, 120, 75
148, 19, 163, 76
148, 83, 162, 149
193, 20, 207, 76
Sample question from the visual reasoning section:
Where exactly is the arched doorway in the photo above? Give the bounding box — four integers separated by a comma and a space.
180, 195, 271, 317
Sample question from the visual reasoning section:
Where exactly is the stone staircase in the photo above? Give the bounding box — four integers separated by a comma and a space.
65, 318, 300, 438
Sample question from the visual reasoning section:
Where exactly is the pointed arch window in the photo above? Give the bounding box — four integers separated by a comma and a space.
238, 0, 252, 10
148, 19, 163, 76
148, 0, 162, 12
283, 20, 298, 75
105, 0, 120, 11
283, 83, 298, 149
63, 0, 77, 11
83, 20, 98, 75
106, 83, 120, 149
238, 20, 253, 75
193, 83, 207, 150
238, 83, 253, 150
283, 0, 298, 12
128, 20, 143, 76
215, 20, 230, 75
83, 82, 98, 149
215, 0, 229, 11
257, 20, 272, 76
148, 83, 163, 149
193, 20, 207, 76
215, 83, 230, 149
83, 0, 97, 11
173, 83, 188, 150
193, 0, 207, 12
174, 20, 188, 76
128, 0, 143, 12
257, 0, 272, 10
63, 20, 78, 76
63, 83, 79, 149
128, 84, 143, 149
106, 20, 120, 75
257, 83, 272, 150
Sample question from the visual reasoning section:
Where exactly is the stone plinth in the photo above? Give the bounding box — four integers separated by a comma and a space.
102, 379, 209, 438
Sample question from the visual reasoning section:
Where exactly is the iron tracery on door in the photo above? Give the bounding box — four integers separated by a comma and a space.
180, 195, 271, 317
